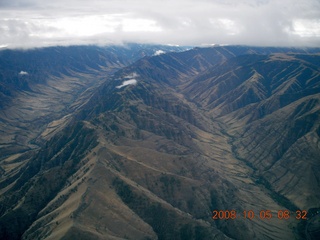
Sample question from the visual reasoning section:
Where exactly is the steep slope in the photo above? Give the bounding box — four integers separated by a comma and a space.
0, 44, 186, 164
182, 52, 320, 210
0, 56, 233, 239
0, 44, 186, 108
0, 46, 319, 240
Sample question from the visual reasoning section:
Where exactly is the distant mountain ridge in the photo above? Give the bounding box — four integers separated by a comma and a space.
0, 45, 319, 240
0, 44, 187, 157
0, 44, 186, 108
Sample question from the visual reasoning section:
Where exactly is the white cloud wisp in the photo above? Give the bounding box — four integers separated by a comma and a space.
19, 71, 28, 75
116, 79, 137, 89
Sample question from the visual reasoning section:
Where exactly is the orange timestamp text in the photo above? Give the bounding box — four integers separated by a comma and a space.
212, 210, 308, 220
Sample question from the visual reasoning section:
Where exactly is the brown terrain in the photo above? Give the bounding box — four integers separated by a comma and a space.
0, 45, 319, 240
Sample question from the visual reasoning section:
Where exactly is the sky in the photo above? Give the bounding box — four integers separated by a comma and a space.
0, 0, 320, 49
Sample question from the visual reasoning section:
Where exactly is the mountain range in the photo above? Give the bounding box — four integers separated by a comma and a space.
0, 44, 319, 240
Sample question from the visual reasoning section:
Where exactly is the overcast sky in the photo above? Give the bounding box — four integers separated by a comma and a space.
0, 0, 320, 48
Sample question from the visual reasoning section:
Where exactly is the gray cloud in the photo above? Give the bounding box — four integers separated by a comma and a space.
0, 0, 319, 48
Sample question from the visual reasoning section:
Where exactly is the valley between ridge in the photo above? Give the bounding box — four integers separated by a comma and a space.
0, 45, 319, 240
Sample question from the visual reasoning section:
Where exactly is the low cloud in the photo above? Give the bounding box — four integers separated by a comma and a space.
116, 79, 137, 89
154, 50, 165, 56
19, 71, 28, 75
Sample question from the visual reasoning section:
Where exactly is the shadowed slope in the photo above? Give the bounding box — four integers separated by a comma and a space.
0, 46, 319, 240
